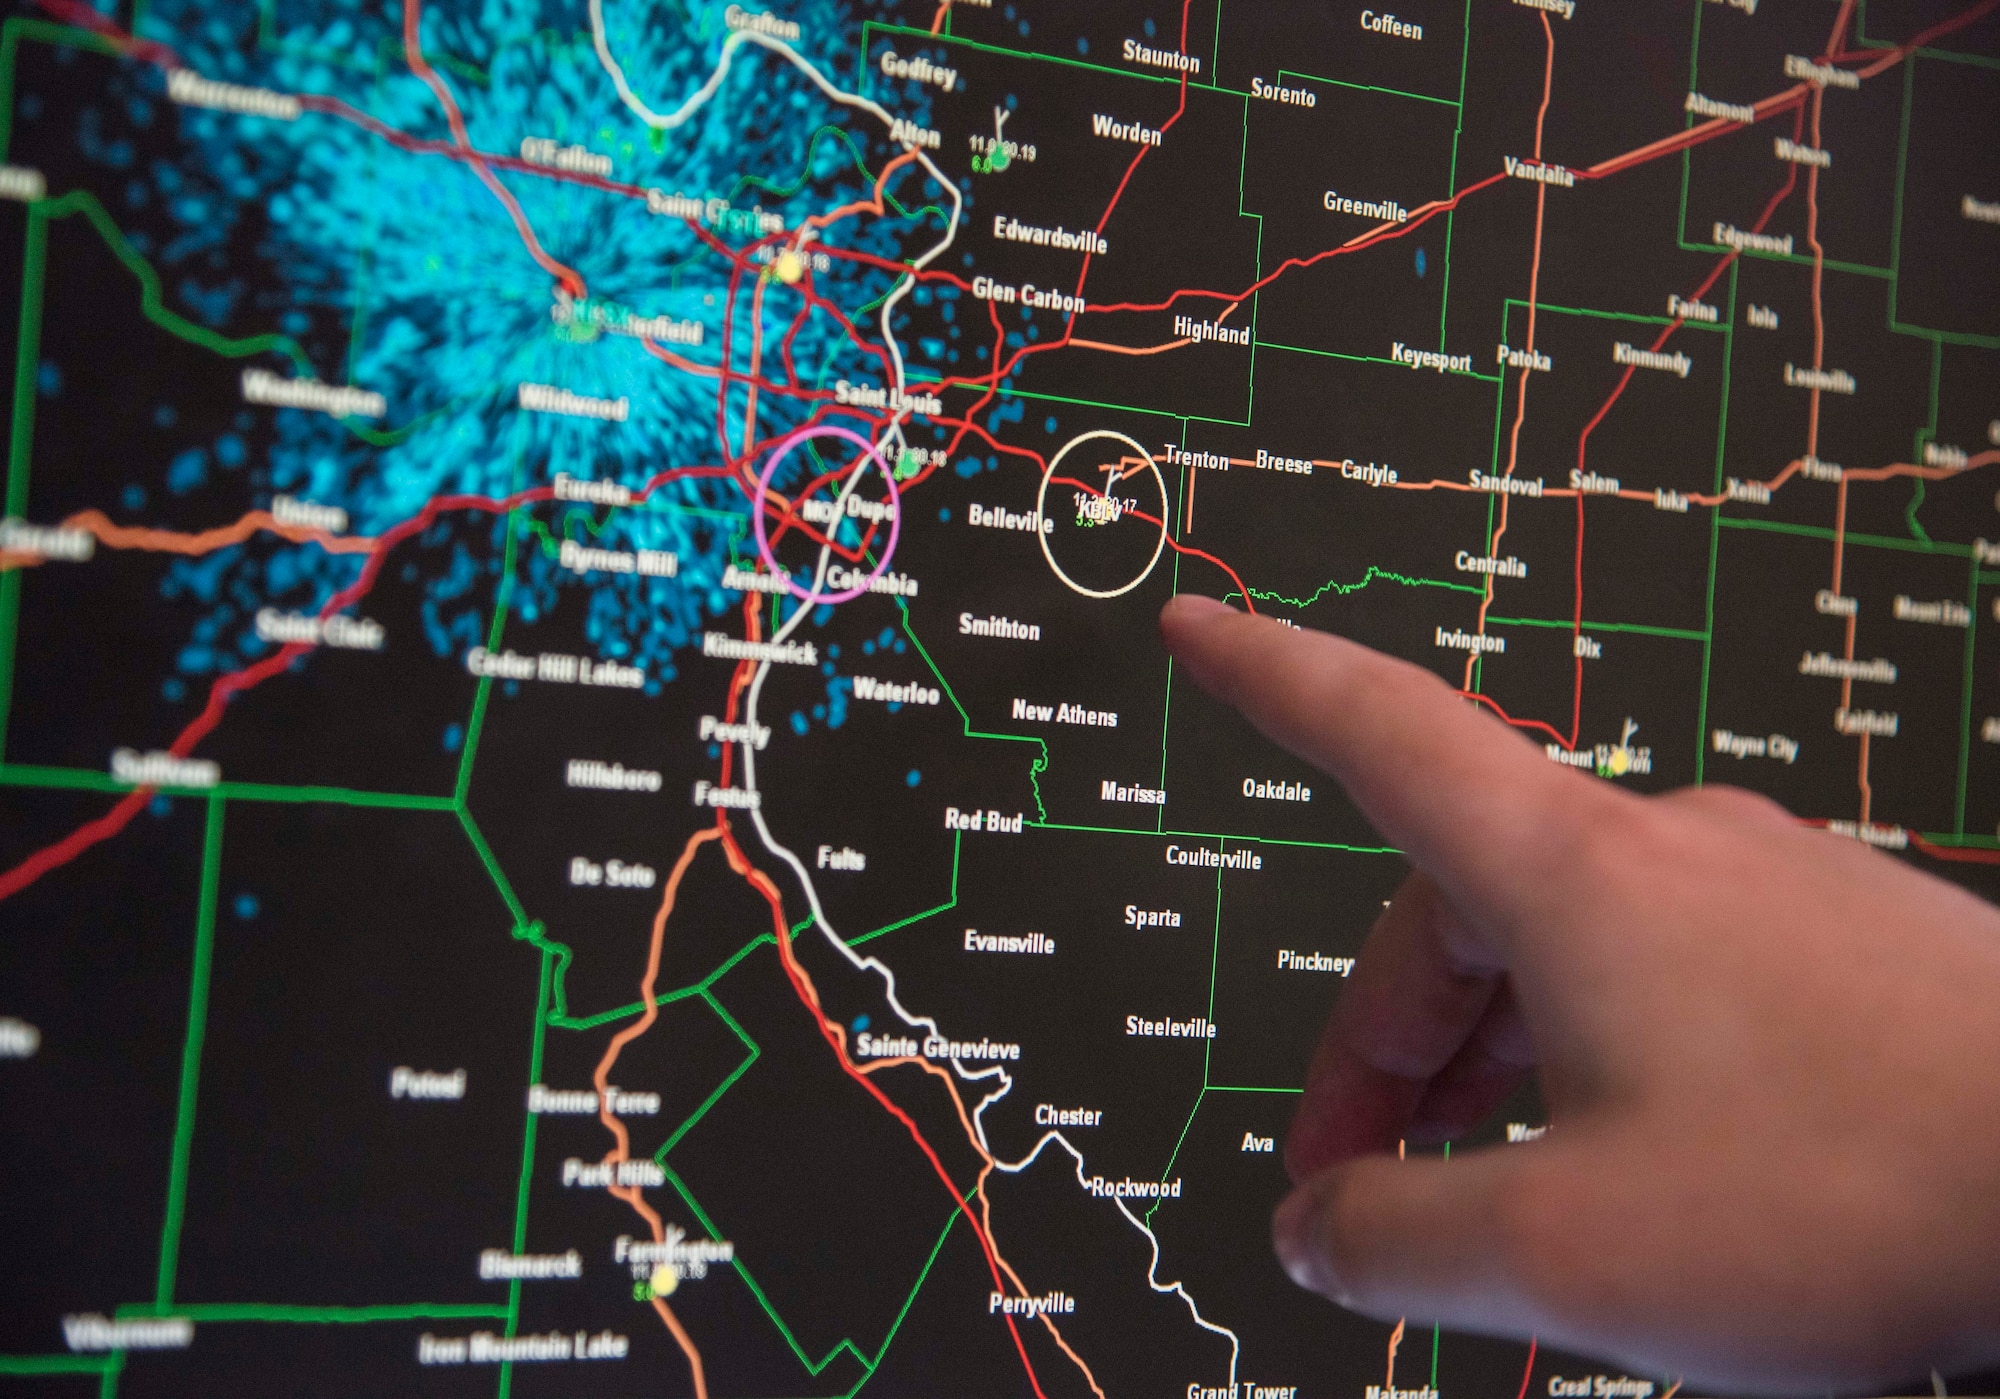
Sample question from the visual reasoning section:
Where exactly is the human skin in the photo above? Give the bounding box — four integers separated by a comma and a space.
1159, 592, 2000, 1393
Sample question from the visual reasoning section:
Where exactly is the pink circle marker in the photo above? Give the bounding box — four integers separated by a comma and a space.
752, 423, 902, 606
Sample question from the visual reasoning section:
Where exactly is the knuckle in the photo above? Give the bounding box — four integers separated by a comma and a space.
1489, 1165, 1597, 1312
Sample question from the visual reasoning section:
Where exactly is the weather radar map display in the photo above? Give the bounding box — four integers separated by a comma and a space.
2, 0, 1999, 1394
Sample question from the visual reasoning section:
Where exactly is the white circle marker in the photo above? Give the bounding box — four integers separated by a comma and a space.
1035, 429, 1169, 599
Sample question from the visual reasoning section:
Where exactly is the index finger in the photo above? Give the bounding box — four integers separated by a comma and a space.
1159, 594, 1616, 938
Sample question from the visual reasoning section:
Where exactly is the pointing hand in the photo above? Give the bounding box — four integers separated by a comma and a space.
1160, 593, 2000, 1393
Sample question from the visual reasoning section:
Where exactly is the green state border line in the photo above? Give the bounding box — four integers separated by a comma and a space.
1717, 515, 1977, 557
0, 763, 454, 808
860, 21, 1457, 108
0, 1355, 116, 1377
113, 1303, 509, 1324
1488, 615, 1708, 642
1031, 820, 1397, 854
658, 1158, 957, 1391
548, 834, 960, 1033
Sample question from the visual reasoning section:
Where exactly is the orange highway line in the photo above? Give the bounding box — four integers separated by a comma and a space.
1068, 336, 1196, 356
401, 0, 585, 296
856, 1055, 1109, 1399
1468, 11, 1557, 693
67, 507, 378, 557
591, 826, 724, 1399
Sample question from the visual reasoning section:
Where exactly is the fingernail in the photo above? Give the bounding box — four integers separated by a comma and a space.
1272, 1185, 1343, 1301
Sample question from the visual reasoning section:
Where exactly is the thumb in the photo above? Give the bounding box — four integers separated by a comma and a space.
1272, 1144, 1571, 1338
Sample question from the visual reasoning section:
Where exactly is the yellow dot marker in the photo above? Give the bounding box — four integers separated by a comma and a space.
649, 1263, 679, 1297
773, 249, 806, 285
1605, 747, 1632, 777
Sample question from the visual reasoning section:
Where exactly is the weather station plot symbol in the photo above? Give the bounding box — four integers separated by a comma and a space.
1036, 429, 1170, 599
